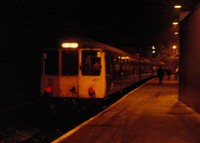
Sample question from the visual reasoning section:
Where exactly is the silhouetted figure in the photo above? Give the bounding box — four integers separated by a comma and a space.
174, 66, 179, 80
157, 66, 164, 84
93, 60, 101, 75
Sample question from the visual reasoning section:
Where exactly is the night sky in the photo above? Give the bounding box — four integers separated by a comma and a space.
1, 0, 199, 106
2, 0, 199, 48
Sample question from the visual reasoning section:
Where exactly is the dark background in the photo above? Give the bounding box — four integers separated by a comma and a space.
1, 0, 199, 108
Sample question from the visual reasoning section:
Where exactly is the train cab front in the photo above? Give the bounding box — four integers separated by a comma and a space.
41, 44, 79, 98
41, 39, 106, 99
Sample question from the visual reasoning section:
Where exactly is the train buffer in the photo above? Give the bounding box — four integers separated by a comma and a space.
52, 77, 200, 143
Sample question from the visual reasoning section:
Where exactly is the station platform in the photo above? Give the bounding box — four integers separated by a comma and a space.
52, 76, 200, 143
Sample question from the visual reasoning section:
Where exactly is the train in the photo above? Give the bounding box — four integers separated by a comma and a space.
41, 37, 152, 104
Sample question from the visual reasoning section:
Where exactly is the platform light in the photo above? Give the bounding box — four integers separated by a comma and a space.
172, 22, 179, 25
174, 32, 179, 35
174, 5, 182, 9
152, 46, 156, 54
172, 45, 177, 49
62, 42, 79, 48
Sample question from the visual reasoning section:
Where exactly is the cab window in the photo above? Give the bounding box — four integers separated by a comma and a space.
62, 50, 78, 75
82, 50, 101, 75
44, 50, 59, 75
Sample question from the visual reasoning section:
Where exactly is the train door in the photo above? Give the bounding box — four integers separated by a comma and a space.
79, 50, 106, 98
59, 50, 79, 97
41, 49, 79, 97
41, 50, 60, 97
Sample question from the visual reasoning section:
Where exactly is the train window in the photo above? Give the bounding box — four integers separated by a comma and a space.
44, 50, 59, 75
105, 55, 111, 74
62, 51, 78, 75
82, 50, 101, 75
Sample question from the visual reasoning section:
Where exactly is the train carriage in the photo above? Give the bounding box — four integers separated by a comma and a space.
41, 37, 152, 100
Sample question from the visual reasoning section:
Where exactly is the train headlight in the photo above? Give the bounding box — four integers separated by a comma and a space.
88, 87, 95, 97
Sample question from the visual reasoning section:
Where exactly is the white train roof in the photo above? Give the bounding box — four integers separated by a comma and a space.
61, 37, 132, 56
60, 37, 151, 63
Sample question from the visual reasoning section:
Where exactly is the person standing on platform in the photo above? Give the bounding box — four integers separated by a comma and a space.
157, 66, 164, 84
174, 66, 179, 80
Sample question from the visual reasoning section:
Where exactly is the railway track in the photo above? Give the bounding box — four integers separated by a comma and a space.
0, 79, 149, 143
